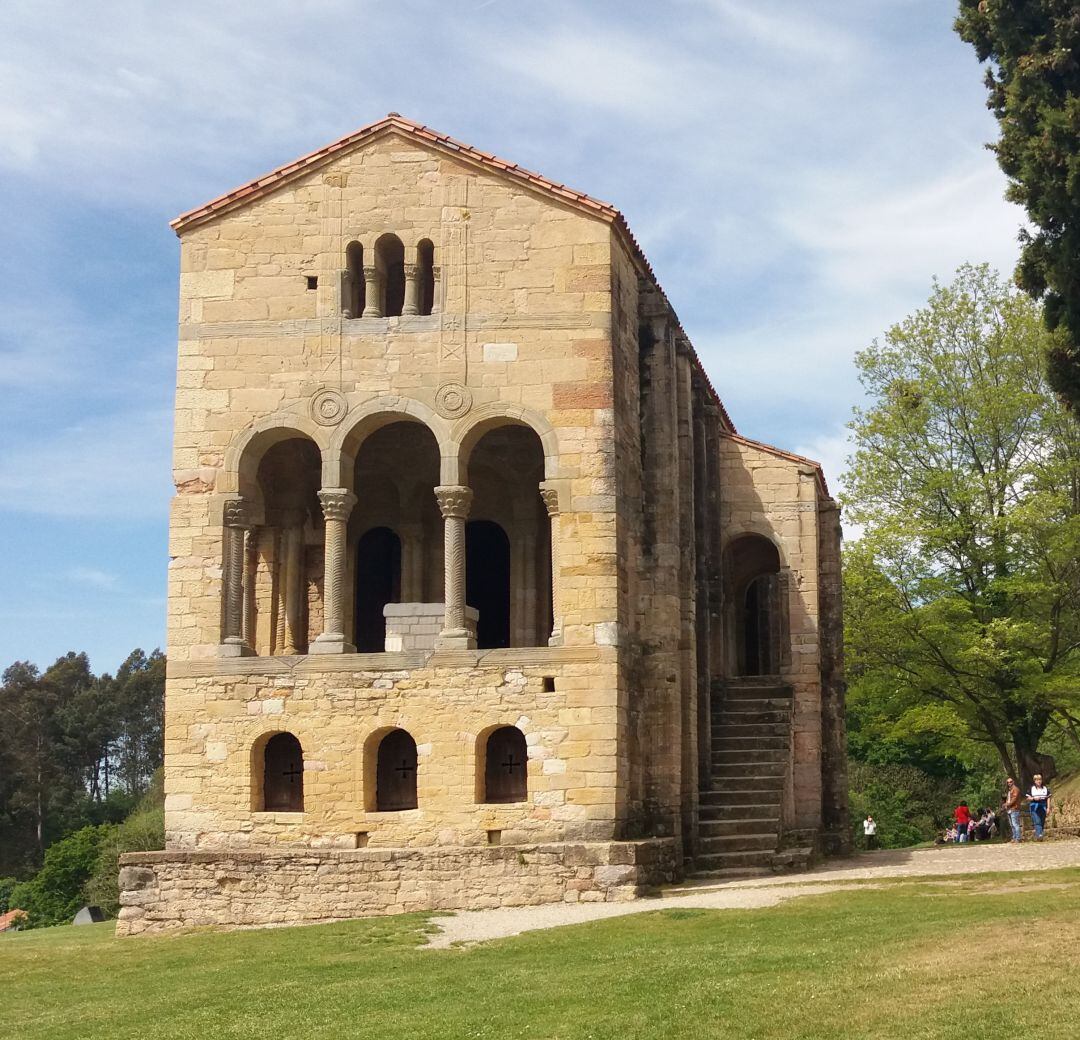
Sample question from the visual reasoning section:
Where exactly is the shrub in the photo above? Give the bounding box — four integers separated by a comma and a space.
0, 876, 19, 914
10, 824, 114, 928
83, 805, 164, 918
848, 761, 964, 848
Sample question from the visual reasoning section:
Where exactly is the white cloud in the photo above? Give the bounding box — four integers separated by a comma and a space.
68, 566, 120, 589
0, 408, 173, 520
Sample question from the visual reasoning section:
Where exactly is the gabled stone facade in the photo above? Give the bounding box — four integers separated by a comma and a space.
118, 115, 847, 935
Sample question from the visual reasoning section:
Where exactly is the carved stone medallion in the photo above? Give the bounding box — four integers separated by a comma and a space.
434, 382, 473, 420
310, 387, 348, 426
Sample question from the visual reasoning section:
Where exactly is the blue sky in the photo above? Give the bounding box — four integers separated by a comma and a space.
0, 0, 1022, 673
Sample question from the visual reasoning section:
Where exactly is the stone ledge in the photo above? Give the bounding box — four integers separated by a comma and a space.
168, 644, 608, 679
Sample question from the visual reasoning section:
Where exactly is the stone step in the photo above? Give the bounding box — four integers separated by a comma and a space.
711, 748, 788, 765
695, 849, 778, 871
699, 818, 780, 838
699, 777, 786, 794
714, 709, 791, 724
711, 763, 786, 779
711, 724, 790, 739
695, 799, 781, 812
714, 700, 793, 715
721, 684, 793, 700
712, 734, 790, 751
698, 832, 778, 852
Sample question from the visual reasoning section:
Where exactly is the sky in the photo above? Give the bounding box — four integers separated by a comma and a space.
0, 0, 1024, 673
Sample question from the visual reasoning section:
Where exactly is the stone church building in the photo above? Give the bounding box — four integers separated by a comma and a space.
118, 115, 847, 935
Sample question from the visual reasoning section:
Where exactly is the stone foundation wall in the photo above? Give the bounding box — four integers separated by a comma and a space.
117, 838, 678, 936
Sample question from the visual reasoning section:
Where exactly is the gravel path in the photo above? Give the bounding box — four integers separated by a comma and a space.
425, 838, 1080, 949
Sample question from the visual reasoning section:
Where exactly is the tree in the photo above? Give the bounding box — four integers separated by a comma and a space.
955, 1, 1080, 410
844, 265, 1080, 788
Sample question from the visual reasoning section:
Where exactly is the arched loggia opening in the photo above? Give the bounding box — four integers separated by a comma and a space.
350, 421, 441, 650
417, 238, 435, 315
723, 534, 785, 677
343, 241, 365, 317
252, 436, 322, 656
463, 424, 552, 648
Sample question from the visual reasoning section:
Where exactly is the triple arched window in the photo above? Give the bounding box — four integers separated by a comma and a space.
341, 236, 435, 318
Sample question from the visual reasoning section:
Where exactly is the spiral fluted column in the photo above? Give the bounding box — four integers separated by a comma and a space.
310, 488, 357, 655
221, 496, 254, 656
434, 485, 475, 649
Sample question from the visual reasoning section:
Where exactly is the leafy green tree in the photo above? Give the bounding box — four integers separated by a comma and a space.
844, 265, 1080, 787
955, 1, 1080, 409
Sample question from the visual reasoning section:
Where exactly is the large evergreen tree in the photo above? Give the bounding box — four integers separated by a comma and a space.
845, 265, 1080, 786
955, 1, 1080, 409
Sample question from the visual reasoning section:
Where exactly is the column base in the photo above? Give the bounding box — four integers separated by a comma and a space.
218, 640, 255, 658
309, 635, 357, 655
435, 629, 477, 650
548, 631, 564, 648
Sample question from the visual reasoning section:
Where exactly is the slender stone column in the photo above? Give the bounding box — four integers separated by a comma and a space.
402, 263, 420, 316
281, 510, 306, 654
522, 530, 537, 647
310, 488, 357, 655
221, 497, 253, 656
361, 266, 382, 317
242, 526, 260, 651
434, 485, 474, 649
539, 483, 563, 647
431, 266, 442, 314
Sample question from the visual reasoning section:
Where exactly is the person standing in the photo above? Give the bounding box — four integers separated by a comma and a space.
863, 814, 878, 850
1026, 774, 1052, 839
1003, 778, 1023, 842
954, 802, 972, 843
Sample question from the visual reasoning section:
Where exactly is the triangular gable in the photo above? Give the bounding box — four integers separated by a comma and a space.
170, 113, 736, 433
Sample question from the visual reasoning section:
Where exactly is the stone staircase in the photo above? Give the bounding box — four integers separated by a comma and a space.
693, 679, 799, 879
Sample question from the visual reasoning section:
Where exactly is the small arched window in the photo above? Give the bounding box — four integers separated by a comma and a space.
343, 241, 365, 317
376, 729, 418, 811
417, 239, 435, 315
375, 234, 405, 317
262, 733, 304, 812
483, 726, 528, 803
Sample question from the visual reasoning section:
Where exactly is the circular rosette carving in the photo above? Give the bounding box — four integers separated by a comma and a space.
434, 382, 473, 419
310, 387, 348, 426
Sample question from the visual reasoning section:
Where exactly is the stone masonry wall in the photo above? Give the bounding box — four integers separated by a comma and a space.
117, 838, 678, 936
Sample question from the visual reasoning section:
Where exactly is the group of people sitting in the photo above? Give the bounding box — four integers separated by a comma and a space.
940, 804, 998, 844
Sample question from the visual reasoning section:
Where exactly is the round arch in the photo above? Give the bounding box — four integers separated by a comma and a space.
452, 403, 560, 485
327, 395, 453, 489
223, 414, 329, 500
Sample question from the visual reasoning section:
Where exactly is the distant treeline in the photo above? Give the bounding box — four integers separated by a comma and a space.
0, 649, 164, 878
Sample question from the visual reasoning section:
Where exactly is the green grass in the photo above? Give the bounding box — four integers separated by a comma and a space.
3, 870, 1080, 1039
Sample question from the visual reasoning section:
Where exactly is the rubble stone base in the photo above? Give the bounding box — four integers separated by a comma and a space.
116, 839, 679, 936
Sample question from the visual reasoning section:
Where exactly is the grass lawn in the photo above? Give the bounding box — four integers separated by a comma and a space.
2, 869, 1079, 1040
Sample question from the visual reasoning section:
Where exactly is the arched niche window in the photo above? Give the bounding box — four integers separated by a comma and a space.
417, 238, 435, 315
482, 726, 528, 803
343, 241, 365, 317
375, 234, 405, 317
262, 732, 304, 812
375, 729, 418, 811
355, 527, 402, 652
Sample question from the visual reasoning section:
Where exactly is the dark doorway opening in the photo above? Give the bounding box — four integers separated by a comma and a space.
466, 520, 511, 649
376, 729, 418, 811
355, 527, 401, 652
263, 733, 304, 812
743, 575, 774, 677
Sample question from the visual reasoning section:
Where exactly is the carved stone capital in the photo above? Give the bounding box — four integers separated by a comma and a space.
362, 265, 379, 281
223, 497, 250, 529
318, 488, 357, 524
403, 263, 420, 279
434, 485, 473, 520
539, 484, 560, 518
